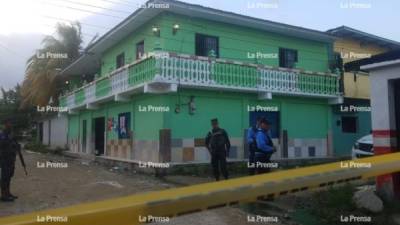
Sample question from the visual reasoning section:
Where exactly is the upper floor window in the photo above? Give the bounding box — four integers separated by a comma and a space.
136, 41, 144, 60
195, 33, 219, 58
279, 48, 298, 68
116, 52, 125, 69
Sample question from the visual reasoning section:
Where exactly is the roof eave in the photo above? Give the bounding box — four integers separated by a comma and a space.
61, 0, 335, 76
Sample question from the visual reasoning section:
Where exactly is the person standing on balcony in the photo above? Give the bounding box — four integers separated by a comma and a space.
247, 116, 263, 175
255, 118, 276, 174
205, 118, 231, 181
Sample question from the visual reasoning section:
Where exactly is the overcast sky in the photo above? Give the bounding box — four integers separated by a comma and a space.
0, 0, 399, 90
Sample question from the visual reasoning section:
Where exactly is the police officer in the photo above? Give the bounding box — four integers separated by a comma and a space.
247, 116, 262, 175
0, 123, 19, 202
255, 118, 275, 174
205, 118, 231, 181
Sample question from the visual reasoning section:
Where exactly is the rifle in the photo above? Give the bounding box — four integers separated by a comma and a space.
13, 140, 28, 176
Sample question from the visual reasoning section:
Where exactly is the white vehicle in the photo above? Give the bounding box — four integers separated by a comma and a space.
352, 134, 374, 159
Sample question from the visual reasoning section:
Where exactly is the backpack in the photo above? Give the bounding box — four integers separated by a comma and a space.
209, 129, 227, 150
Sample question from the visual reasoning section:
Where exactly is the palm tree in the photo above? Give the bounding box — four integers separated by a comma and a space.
20, 22, 82, 108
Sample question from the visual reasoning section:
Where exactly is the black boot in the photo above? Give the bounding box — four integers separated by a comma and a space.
9, 194, 18, 199
1, 189, 14, 202
8, 183, 17, 199
1, 196, 14, 202
1, 181, 14, 202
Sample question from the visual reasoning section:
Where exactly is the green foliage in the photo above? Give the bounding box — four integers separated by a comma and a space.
309, 184, 359, 223
302, 185, 399, 225
21, 22, 83, 108
0, 85, 36, 134
24, 141, 66, 155
24, 141, 50, 153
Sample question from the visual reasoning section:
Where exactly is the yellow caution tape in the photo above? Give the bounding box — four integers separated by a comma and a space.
1, 152, 399, 225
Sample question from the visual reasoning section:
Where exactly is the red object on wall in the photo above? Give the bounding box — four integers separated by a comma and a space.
373, 129, 400, 199
107, 118, 113, 131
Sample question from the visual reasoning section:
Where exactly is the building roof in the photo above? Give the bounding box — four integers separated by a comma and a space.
62, 0, 335, 76
327, 26, 400, 50
345, 49, 400, 71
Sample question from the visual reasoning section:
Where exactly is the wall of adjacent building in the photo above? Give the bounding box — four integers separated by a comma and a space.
368, 63, 400, 200
40, 115, 68, 149
333, 37, 388, 99
331, 103, 372, 156
331, 37, 389, 156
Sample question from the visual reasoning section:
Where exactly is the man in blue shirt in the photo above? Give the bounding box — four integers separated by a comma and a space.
255, 118, 275, 174
246, 117, 262, 175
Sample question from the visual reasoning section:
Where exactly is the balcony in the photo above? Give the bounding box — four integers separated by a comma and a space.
59, 51, 342, 112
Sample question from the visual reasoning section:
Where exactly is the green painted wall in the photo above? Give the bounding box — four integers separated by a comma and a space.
106, 102, 132, 140
163, 91, 248, 138
159, 13, 330, 72
67, 11, 335, 149
162, 89, 331, 140
66, 95, 166, 147
68, 115, 80, 139
99, 12, 332, 75
282, 101, 330, 139
332, 101, 372, 156
100, 17, 163, 76
66, 89, 332, 157
132, 95, 165, 140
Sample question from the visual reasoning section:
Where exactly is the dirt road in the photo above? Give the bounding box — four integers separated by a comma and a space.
0, 150, 284, 225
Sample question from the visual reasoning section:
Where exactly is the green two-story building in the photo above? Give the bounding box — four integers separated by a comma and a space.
59, 0, 342, 164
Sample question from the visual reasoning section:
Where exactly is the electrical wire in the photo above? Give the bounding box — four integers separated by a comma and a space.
51, 0, 133, 14
40, 1, 126, 19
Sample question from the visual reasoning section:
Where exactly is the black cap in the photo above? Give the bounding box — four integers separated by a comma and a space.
260, 118, 271, 125
256, 116, 264, 122
211, 118, 218, 123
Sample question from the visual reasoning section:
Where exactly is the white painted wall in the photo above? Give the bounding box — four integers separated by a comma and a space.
42, 120, 50, 145
369, 64, 400, 131
40, 114, 68, 149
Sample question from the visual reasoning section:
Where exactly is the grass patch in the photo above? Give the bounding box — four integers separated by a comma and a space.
24, 141, 65, 155
295, 184, 400, 225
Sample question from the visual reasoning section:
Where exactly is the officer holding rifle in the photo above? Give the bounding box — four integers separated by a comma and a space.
0, 121, 27, 202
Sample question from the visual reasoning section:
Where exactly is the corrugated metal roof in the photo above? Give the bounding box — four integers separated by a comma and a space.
345, 49, 400, 71
327, 26, 400, 50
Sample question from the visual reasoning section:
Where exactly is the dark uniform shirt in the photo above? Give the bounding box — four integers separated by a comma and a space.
205, 128, 231, 153
0, 132, 17, 178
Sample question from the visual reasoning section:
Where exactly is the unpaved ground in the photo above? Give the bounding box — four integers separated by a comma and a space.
0, 150, 174, 217
0, 150, 286, 225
